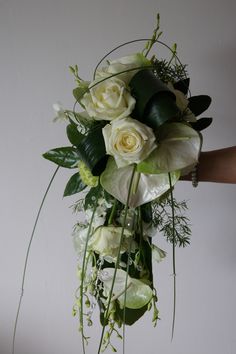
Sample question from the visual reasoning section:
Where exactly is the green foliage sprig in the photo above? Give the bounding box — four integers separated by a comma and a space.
151, 197, 191, 247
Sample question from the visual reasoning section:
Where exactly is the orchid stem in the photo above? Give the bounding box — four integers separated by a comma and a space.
97, 165, 136, 354
168, 173, 176, 341
108, 199, 117, 225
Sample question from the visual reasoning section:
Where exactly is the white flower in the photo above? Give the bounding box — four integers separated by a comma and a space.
96, 53, 151, 84
89, 226, 133, 260
102, 117, 157, 167
151, 244, 166, 262
73, 225, 89, 256
81, 77, 136, 121
52, 102, 68, 122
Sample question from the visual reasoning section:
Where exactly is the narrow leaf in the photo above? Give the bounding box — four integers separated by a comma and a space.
63, 172, 86, 197
42, 147, 80, 168
66, 124, 84, 146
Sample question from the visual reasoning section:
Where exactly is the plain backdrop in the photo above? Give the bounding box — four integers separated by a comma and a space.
0, 0, 236, 353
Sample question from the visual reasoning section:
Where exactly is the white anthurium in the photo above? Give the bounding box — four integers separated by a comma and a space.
99, 268, 153, 309
100, 158, 180, 208
96, 53, 151, 84
137, 122, 201, 175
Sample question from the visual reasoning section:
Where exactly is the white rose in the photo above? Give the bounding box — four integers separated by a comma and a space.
96, 53, 151, 84
89, 226, 132, 259
102, 117, 157, 167
81, 77, 136, 121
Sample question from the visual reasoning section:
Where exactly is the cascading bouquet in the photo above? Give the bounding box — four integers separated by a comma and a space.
43, 15, 212, 353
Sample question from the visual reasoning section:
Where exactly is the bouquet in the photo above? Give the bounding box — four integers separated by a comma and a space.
42, 15, 212, 353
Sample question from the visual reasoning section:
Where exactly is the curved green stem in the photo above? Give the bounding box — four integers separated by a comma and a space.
168, 173, 176, 341
12, 166, 60, 354
122, 239, 134, 354
92, 38, 188, 80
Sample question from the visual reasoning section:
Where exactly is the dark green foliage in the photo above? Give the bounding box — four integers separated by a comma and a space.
66, 123, 84, 146
190, 117, 213, 131
153, 58, 188, 83
76, 125, 108, 176
188, 95, 212, 116
130, 69, 180, 129
63, 172, 86, 197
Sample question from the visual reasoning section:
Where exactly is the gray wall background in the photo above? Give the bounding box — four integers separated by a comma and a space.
1, 0, 236, 353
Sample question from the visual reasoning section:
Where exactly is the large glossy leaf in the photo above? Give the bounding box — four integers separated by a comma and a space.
144, 94, 180, 130
188, 95, 211, 116
137, 123, 201, 174
100, 158, 180, 207
116, 305, 148, 325
43, 147, 80, 168
63, 172, 86, 197
66, 124, 84, 146
130, 69, 179, 129
76, 125, 108, 176
190, 117, 213, 131
100, 268, 153, 309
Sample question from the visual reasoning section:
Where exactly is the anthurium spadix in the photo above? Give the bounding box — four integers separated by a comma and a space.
99, 268, 153, 309
100, 158, 180, 207
137, 122, 201, 175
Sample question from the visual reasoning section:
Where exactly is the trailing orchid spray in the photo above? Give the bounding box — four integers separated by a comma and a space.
18, 14, 212, 354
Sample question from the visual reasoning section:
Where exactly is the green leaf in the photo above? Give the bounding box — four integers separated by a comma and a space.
144, 93, 179, 129
173, 78, 190, 95
73, 84, 89, 102
116, 305, 148, 326
66, 124, 84, 146
77, 125, 108, 176
63, 172, 86, 197
42, 147, 80, 168
190, 117, 213, 131
188, 95, 211, 116
130, 69, 179, 129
